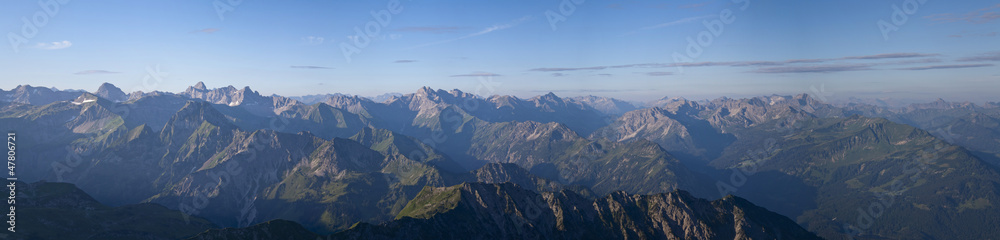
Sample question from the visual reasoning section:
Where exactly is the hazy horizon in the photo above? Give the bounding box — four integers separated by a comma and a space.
3, 81, 998, 107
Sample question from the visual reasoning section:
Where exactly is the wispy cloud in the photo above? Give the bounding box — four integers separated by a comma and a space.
530, 66, 609, 72
466, 16, 531, 38
529, 63, 672, 72
897, 64, 995, 71
450, 72, 501, 77
412, 16, 531, 48
727, 61, 785, 67
609, 63, 673, 68
924, 4, 1000, 24
947, 31, 998, 38
639, 15, 716, 31
394, 60, 417, 63
844, 53, 940, 60
191, 28, 220, 34
290, 65, 333, 69
302, 36, 325, 45
646, 72, 673, 76
884, 58, 944, 65
753, 64, 874, 74
525, 52, 943, 74
34, 40, 72, 50
957, 52, 1000, 62
785, 59, 829, 64
394, 26, 465, 34
74, 70, 120, 75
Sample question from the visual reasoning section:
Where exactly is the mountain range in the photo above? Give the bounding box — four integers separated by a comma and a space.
2, 82, 999, 239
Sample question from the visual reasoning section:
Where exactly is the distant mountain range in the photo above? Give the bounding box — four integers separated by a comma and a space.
2, 82, 999, 239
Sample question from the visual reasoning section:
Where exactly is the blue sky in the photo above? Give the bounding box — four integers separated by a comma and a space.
1, 0, 998, 102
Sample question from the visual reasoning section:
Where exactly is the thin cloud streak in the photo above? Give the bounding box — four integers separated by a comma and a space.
897, 64, 995, 70
646, 72, 673, 76
290, 66, 333, 69
924, 4, 1000, 24
450, 72, 501, 77
35, 40, 72, 50
958, 52, 1000, 62
752, 64, 874, 74
844, 53, 940, 60
525, 52, 945, 74
640, 15, 716, 30
394, 26, 465, 34
74, 70, 120, 75
411, 16, 531, 49
530, 66, 609, 72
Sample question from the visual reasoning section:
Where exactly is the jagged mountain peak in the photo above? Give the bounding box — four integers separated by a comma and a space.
239, 85, 254, 93
95, 82, 127, 102
655, 96, 691, 104
97, 82, 119, 90
412, 86, 445, 101
538, 91, 561, 101
415, 86, 436, 96
414, 86, 471, 100
180, 82, 269, 107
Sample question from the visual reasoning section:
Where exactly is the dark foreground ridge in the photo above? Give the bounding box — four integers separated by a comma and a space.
1, 181, 216, 240
191, 182, 821, 240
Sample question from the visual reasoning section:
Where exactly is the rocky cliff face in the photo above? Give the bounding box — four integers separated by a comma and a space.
330, 182, 822, 240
